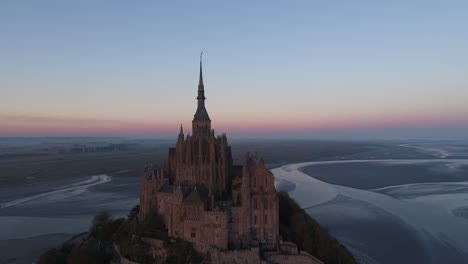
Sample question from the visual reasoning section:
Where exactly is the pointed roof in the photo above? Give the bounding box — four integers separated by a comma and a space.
184, 188, 203, 203
198, 52, 204, 88
183, 186, 209, 203
194, 105, 210, 121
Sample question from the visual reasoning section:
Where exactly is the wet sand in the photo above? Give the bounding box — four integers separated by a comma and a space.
273, 159, 468, 264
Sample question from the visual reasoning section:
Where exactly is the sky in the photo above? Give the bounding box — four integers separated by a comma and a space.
1, 1, 467, 139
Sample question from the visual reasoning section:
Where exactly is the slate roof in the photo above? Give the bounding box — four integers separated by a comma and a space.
184, 188, 203, 203
183, 185, 209, 204
193, 105, 211, 121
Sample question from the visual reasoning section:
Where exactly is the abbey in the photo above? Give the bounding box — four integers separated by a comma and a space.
139, 56, 279, 252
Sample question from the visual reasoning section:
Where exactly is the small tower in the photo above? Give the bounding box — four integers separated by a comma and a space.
192, 52, 211, 136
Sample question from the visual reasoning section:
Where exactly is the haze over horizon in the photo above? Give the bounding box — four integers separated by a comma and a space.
1, 1, 468, 139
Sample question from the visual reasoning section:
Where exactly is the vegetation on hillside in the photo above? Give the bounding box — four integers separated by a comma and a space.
165, 239, 203, 264
37, 212, 123, 264
278, 191, 357, 264
39, 193, 358, 264
116, 207, 201, 263
38, 206, 202, 264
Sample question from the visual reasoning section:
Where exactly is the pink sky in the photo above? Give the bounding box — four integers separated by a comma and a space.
1, 112, 467, 137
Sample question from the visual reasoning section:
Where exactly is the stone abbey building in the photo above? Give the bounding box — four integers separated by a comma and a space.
139, 57, 279, 253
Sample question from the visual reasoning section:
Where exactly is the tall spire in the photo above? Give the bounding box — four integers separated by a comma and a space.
197, 52, 205, 100
193, 52, 210, 123
198, 52, 204, 88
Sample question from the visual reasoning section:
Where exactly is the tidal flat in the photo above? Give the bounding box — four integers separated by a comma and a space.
1, 138, 464, 263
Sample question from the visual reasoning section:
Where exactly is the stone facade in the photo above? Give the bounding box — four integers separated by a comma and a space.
139, 57, 279, 253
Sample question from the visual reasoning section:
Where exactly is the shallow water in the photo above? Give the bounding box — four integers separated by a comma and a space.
300, 160, 468, 189
274, 158, 468, 264
0, 172, 139, 263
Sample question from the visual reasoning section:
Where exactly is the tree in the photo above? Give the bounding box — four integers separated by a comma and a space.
166, 239, 203, 264
68, 249, 102, 264
136, 211, 168, 240
278, 192, 357, 264
128, 205, 140, 219
37, 248, 66, 264
90, 211, 114, 241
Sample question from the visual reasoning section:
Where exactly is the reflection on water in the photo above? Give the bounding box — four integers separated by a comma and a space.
275, 158, 468, 264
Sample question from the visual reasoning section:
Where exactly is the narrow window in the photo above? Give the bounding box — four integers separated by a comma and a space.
254, 215, 257, 224
191, 228, 196, 238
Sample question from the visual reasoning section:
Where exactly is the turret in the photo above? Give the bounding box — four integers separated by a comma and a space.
178, 124, 184, 141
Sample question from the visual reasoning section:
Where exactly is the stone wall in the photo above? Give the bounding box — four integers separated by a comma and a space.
209, 247, 266, 264
142, 237, 166, 260
264, 251, 324, 264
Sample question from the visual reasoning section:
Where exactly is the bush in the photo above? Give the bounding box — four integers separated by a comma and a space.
90, 211, 113, 240
128, 205, 140, 219
89, 211, 124, 242
37, 248, 67, 264
165, 239, 203, 264
68, 248, 103, 264
118, 236, 152, 263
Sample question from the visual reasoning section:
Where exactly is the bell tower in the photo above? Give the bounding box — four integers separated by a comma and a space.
192, 52, 211, 136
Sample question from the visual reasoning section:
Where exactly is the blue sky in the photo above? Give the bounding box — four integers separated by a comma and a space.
1, 1, 467, 139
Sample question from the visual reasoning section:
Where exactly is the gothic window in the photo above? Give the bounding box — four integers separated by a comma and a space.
254, 215, 257, 225
264, 215, 267, 224
253, 198, 257, 210
191, 228, 196, 238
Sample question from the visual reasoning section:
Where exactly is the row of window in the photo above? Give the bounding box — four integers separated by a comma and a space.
253, 214, 269, 225
253, 197, 269, 210
253, 175, 269, 188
